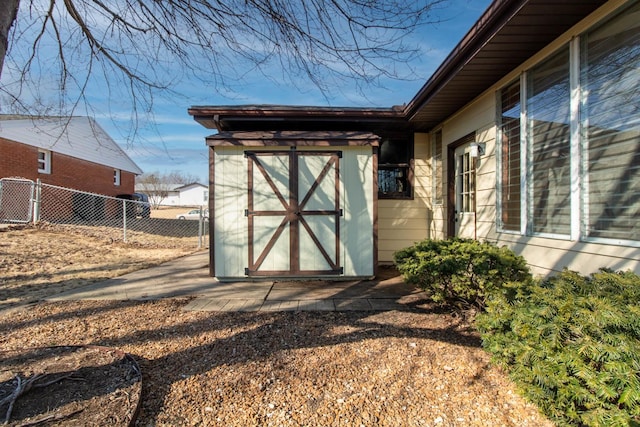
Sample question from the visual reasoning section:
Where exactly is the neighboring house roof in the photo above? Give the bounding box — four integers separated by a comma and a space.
0, 115, 143, 174
135, 182, 207, 193
189, 0, 607, 133
174, 182, 207, 191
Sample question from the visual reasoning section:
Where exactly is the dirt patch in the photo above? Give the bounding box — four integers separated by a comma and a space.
0, 224, 197, 312
0, 346, 141, 426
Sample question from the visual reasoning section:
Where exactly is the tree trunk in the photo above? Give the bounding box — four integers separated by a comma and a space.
0, 0, 20, 78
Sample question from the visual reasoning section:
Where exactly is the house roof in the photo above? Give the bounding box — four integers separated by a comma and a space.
189, 0, 608, 133
0, 115, 143, 174
405, 0, 607, 130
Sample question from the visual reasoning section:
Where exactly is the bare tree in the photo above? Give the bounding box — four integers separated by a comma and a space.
0, 0, 443, 124
136, 170, 200, 207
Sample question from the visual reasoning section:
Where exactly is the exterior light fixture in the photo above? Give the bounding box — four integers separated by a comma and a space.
469, 142, 485, 158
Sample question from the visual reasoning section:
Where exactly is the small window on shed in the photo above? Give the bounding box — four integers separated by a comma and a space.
378, 137, 413, 199
114, 169, 121, 186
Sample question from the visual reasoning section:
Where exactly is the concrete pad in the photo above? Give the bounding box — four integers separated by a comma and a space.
368, 299, 408, 311
218, 299, 265, 312
333, 299, 373, 311
297, 299, 335, 311
196, 282, 273, 300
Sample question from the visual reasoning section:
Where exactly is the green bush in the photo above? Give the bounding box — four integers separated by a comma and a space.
477, 269, 640, 426
393, 238, 531, 309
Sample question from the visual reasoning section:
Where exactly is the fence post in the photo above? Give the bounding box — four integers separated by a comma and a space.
32, 179, 42, 225
122, 199, 127, 242
198, 205, 203, 249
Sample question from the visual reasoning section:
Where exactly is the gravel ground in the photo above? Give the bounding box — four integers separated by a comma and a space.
0, 225, 553, 426
0, 300, 552, 426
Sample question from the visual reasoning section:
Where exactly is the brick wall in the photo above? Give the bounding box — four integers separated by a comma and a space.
0, 138, 136, 196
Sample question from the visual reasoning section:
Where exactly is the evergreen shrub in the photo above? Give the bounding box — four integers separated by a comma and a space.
393, 238, 531, 309
476, 269, 640, 426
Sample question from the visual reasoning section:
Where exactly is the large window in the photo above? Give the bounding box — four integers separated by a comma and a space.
378, 137, 412, 199
581, 3, 640, 242
497, 1, 640, 244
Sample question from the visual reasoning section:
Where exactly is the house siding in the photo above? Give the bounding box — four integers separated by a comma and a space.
431, 0, 640, 277
0, 138, 135, 196
378, 134, 431, 262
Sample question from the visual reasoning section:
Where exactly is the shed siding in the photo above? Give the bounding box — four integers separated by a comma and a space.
213, 146, 247, 277
212, 145, 375, 278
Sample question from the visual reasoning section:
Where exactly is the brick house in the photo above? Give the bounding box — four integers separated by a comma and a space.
0, 115, 142, 196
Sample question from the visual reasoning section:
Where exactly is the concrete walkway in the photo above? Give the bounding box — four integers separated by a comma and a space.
47, 252, 428, 312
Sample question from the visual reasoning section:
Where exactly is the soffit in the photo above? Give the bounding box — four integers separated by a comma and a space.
406, 0, 608, 131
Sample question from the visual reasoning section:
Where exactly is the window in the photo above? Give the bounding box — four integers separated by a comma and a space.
527, 47, 571, 236
378, 136, 413, 199
581, 2, 640, 242
204, 191, 209, 202
498, 81, 521, 231
37, 149, 51, 174
114, 169, 121, 186
432, 130, 443, 205
496, 1, 640, 244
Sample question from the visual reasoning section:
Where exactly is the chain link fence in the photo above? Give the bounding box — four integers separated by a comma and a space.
0, 178, 208, 248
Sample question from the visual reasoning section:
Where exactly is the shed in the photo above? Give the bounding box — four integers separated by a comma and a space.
207, 131, 379, 280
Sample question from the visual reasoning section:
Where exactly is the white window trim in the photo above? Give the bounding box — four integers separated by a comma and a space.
432, 129, 443, 206
114, 169, 121, 186
497, 18, 640, 248
38, 149, 51, 174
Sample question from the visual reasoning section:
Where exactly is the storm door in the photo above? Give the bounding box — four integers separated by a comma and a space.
245, 150, 342, 277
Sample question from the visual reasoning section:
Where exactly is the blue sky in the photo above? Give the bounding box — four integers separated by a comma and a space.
7, 0, 492, 184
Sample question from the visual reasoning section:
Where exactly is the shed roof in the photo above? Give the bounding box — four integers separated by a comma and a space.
0, 115, 143, 174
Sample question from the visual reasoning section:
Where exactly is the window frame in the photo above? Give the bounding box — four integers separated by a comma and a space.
37, 149, 51, 174
432, 129, 443, 205
114, 169, 121, 186
495, 1, 640, 247
377, 135, 414, 200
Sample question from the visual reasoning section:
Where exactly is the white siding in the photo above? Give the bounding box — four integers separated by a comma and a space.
213, 146, 247, 277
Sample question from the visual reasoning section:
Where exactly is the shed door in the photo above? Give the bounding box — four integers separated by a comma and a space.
246, 150, 342, 277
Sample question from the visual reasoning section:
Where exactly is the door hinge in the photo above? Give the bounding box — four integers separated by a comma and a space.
339, 209, 343, 217
244, 268, 250, 275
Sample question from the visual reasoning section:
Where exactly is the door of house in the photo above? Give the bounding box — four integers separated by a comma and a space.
454, 144, 477, 238
245, 150, 342, 277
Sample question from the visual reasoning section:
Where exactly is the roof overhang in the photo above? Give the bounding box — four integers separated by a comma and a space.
189, 0, 608, 133
405, 0, 607, 131
189, 105, 407, 133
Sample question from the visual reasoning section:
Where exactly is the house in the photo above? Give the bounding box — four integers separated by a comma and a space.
189, 0, 640, 279
0, 115, 143, 196
136, 182, 208, 207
